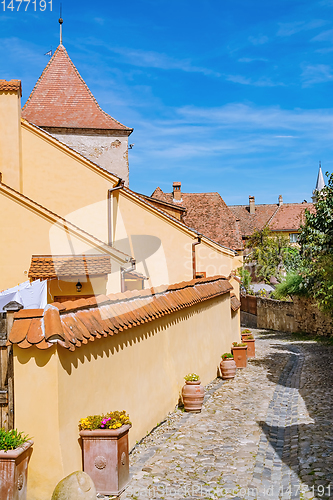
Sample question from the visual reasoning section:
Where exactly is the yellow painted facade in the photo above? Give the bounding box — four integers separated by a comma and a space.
14, 293, 235, 500
0, 87, 22, 192
1, 81, 243, 500
0, 86, 242, 295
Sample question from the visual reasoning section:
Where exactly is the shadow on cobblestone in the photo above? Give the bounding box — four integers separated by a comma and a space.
252, 335, 333, 500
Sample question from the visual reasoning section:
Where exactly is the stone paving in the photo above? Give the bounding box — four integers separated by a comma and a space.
98, 329, 333, 500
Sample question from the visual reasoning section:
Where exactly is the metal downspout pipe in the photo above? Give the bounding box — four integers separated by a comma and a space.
192, 234, 202, 279
108, 179, 125, 246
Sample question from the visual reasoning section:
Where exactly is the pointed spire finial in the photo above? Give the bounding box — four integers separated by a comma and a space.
59, 4, 63, 45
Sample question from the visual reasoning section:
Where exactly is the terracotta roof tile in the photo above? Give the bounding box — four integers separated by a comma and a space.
28, 255, 111, 279
229, 204, 278, 237
9, 319, 32, 344
230, 294, 241, 312
229, 201, 315, 237
151, 188, 243, 251
0, 79, 22, 96
8, 276, 234, 350
22, 45, 131, 131
268, 203, 315, 231
44, 306, 65, 342
26, 318, 44, 344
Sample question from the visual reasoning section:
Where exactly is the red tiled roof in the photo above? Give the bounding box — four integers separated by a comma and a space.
229, 204, 278, 238
28, 255, 111, 279
229, 202, 315, 236
8, 276, 233, 351
151, 188, 243, 251
22, 45, 132, 131
0, 79, 22, 96
268, 203, 315, 231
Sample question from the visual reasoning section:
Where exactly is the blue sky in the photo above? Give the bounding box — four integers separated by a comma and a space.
1, 0, 332, 204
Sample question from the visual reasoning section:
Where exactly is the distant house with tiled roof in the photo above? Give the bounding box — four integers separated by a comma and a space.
151, 182, 243, 252
22, 44, 133, 184
229, 195, 315, 243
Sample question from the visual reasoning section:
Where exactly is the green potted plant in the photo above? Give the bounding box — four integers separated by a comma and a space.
242, 334, 255, 357
231, 342, 248, 368
241, 329, 252, 341
182, 373, 205, 412
0, 428, 33, 500
79, 411, 131, 496
220, 353, 237, 379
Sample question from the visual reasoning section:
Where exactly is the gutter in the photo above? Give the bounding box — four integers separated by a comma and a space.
108, 179, 125, 246
192, 234, 202, 279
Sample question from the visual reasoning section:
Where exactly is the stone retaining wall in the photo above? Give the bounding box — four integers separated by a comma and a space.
241, 295, 333, 336
257, 297, 295, 333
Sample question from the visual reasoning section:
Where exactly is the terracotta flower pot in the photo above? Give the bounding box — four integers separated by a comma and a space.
182, 380, 205, 412
0, 440, 33, 500
243, 338, 255, 357
241, 334, 252, 341
79, 424, 131, 496
220, 358, 237, 379
231, 345, 248, 368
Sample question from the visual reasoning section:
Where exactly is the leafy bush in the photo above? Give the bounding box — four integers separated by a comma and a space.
232, 342, 247, 347
0, 428, 29, 451
272, 273, 308, 300
184, 373, 200, 382
79, 411, 131, 430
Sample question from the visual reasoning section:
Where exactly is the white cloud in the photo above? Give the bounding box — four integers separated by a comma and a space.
301, 64, 333, 85
248, 35, 269, 46
311, 28, 333, 42
226, 75, 283, 87
277, 20, 327, 37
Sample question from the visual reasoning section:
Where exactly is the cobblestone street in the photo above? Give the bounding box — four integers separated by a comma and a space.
110, 329, 333, 500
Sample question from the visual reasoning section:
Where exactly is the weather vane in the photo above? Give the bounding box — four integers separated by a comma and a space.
59, 4, 63, 45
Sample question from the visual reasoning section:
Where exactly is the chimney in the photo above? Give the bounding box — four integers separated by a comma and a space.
173, 182, 182, 202
278, 195, 283, 206
0, 80, 22, 192
249, 195, 255, 214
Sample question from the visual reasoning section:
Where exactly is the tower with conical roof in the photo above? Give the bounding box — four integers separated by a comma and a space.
312, 162, 326, 203
22, 44, 133, 185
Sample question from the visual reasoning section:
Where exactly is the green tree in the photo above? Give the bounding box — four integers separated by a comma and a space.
297, 172, 333, 314
245, 227, 295, 283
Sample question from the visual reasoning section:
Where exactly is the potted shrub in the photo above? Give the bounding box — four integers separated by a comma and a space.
79, 411, 131, 496
182, 373, 205, 412
0, 428, 33, 500
241, 329, 252, 341
220, 353, 237, 380
231, 342, 248, 368
242, 334, 255, 358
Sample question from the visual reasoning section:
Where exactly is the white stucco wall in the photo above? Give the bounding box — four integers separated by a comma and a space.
46, 129, 130, 185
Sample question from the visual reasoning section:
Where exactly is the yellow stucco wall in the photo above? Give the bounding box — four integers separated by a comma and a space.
0, 188, 123, 292
0, 90, 22, 192
20, 123, 117, 243
114, 192, 239, 288
14, 293, 237, 500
